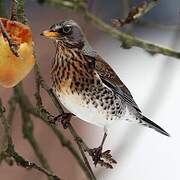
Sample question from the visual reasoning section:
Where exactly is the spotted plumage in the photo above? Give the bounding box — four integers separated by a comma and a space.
51, 41, 124, 127
41, 20, 169, 137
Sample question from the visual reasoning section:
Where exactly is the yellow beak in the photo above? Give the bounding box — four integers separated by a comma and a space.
41, 30, 60, 39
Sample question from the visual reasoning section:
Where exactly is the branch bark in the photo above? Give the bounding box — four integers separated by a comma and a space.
33, 62, 96, 180
0, 20, 19, 57
38, 0, 180, 59
0, 98, 61, 180
112, 0, 159, 28
14, 85, 55, 180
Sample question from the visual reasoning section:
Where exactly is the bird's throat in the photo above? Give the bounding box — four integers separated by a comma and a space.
51, 43, 95, 95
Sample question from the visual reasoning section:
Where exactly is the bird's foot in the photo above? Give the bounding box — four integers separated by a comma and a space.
53, 113, 74, 129
88, 146, 117, 169
89, 146, 103, 166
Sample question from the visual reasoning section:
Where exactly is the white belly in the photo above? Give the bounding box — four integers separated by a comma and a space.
54, 90, 119, 128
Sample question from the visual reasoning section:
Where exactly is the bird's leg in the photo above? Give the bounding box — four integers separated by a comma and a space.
87, 128, 117, 168
90, 132, 107, 166
53, 113, 74, 129
100, 132, 107, 148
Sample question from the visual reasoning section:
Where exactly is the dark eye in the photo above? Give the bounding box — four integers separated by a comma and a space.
62, 25, 72, 34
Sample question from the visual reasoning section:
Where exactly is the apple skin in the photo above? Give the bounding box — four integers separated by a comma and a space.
0, 18, 35, 88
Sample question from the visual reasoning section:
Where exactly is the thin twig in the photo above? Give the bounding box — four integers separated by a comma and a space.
0, 98, 61, 180
13, 85, 55, 180
0, 19, 19, 57
10, 0, 18, 21
27, 104, 94, 180
0, 98, 9, 158
83, 9, 180, 57
33, 62, 96, 179
41, 89, 96, 179
17, 0, 28, 24
67, 123, 96, 179
112, 0, 159, 28
7, 96, 16, 126
6, 143, 61, 180
38, 0, 180, 59
0, 95, 16, 158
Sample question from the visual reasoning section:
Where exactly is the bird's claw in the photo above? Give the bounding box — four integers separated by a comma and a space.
54, 113, 73, 129
90, 146, 103, 166
89, 147, 117, 168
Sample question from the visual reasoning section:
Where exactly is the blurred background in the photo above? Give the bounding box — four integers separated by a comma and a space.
0, 0, 180, 179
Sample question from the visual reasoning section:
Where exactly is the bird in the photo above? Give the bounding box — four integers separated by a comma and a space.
41, 19, 169, 163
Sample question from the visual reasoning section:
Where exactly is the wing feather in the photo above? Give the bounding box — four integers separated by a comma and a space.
83, 53, 141, 112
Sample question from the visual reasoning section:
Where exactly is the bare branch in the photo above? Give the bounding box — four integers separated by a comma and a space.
10, 0, 18, 21
6, 144, 61, 180
0, 98, 61, 180
0, 19, 19, 57
17, 0, 28, 24
28, 107, 91, 177
112, 0, 159, 28
27, 102, 93, 180
33, 62, 96, 180
84, 10, 180, 57
7, 96, 16, 126
38, 0, 180, 59
14, 85, 55, 180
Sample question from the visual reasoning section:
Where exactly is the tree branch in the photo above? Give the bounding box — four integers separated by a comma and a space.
10, 0, 18, 21
83, 9, 180, 58
0, 98, 61, 180
33, 62, 96, 180
17, 0, 28, 24
14, 84, 56, 180
7, 96, 16, 126
0, 19, 19, 57
27, 104, 94, 180
0, 0, 20, 56
37, 0, 180, 59
0, 95, 17, 161
112, 0, 159, 28
6, 143, 61, 180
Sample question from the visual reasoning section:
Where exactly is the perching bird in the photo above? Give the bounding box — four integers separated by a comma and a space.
41, 20, 169, 155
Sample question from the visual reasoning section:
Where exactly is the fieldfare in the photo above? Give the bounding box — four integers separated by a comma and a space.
41, 20, 169, 164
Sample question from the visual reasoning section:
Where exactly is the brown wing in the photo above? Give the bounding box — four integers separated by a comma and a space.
95, 55, 141, 112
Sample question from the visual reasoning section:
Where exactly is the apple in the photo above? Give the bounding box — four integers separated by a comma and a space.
0, 18, 35, 88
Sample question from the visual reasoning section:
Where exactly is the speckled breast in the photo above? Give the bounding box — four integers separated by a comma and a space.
51, 44, 125, 127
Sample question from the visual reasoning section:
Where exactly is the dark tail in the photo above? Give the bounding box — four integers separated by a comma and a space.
140, 115, 170, 137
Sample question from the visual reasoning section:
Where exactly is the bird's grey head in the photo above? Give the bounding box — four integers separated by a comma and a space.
41, 20, 85, 49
